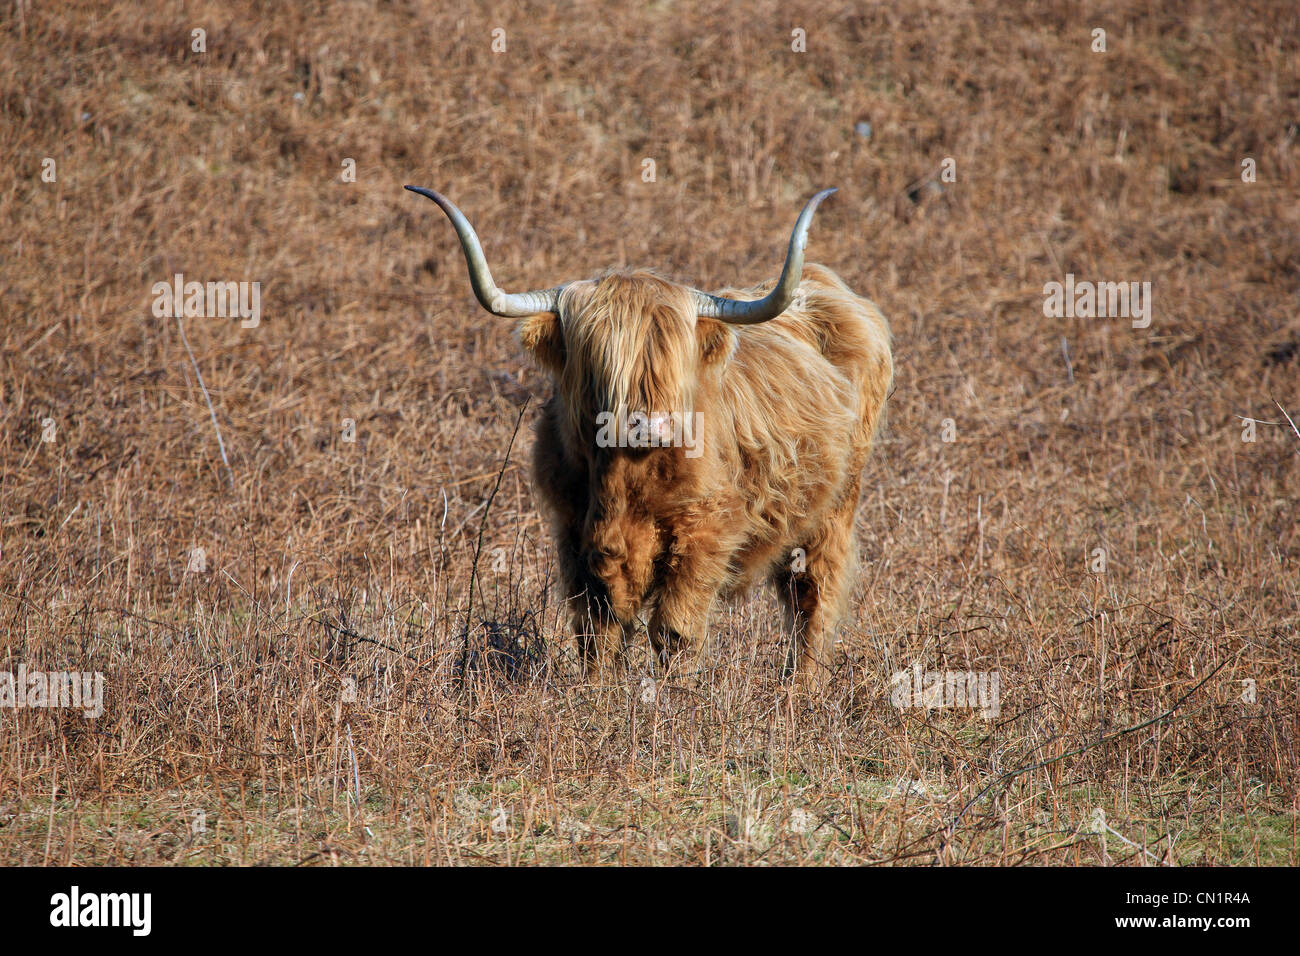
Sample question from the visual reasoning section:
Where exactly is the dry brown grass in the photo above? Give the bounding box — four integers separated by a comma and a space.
1, 0, 1297, 865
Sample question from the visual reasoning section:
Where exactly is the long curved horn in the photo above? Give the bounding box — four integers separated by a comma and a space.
405, 186, 562, 316
690, 188, 837, 324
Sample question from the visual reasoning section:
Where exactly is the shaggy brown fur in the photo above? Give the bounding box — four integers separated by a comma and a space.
519, 263, 892, 687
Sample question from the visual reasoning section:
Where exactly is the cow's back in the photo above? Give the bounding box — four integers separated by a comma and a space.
717, 263, 892, 451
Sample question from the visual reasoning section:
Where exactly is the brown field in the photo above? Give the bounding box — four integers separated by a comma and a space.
1, 0, 1297, 865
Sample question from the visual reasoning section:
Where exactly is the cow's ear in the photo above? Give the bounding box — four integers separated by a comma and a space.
696, 317, 737, 369
517, 312, 564, 374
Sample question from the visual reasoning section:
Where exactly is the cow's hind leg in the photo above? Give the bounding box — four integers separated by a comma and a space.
773, 505, 858, 691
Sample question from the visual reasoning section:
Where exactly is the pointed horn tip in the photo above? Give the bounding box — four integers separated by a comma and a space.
404, 185, 442, 202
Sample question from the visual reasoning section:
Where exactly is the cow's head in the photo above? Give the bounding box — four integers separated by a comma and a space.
405, 185, 836, 444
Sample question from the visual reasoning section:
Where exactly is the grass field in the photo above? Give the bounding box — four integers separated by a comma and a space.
1, 0, 1297, 865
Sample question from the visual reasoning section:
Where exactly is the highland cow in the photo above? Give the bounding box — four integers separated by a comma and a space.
407, 186, 892, 688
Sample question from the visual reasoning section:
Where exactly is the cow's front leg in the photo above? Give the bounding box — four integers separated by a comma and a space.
647, 618, 691, 675
553, 533, 632, 683
648, 542, 730, 678
570, 597, 633, 683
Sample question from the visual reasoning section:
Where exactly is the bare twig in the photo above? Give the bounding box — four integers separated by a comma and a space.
175, 316, 235, 490
940, 657, 1232, 851
1274, 399, 1300, 450
461, 399, 529, 679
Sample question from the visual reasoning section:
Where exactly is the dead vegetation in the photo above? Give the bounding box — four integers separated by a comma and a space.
0, 0, 1297, 864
